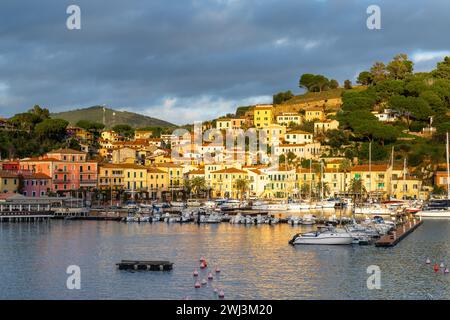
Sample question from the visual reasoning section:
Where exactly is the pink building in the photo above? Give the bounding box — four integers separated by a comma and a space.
20, 148, 98, 194
21, 173, 51, 197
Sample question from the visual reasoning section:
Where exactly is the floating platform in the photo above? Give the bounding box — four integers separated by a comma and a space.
116, 260, 173, 271
375, 220, 423, 247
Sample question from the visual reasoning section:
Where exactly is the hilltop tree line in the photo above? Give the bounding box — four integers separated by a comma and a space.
334, 54, 450, 169
0, 106, 175, 159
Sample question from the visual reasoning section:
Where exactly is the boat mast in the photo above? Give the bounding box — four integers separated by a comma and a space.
390, 146, 394, 199
369, 141, 372, 200
320, 161, 324, 201
447, 132, 450, 200
309, 159, 312, 201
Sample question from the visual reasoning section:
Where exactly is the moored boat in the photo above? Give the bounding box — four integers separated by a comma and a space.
289, 227, 353, 245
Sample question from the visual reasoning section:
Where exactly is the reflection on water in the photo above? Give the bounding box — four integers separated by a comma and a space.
0, 219, 449, 299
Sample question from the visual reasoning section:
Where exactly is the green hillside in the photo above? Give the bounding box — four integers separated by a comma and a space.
51, 106, 176, 128
282, 86, 367, 105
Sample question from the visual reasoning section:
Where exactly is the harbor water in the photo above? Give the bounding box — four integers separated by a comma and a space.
1, 217, 450, 299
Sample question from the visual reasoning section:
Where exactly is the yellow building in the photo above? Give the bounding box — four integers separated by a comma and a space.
0, 171, 19, 194
216, 118, 232, 130
68, 126, 94, 143
264, 167, 296, 199
390, 178, 423, 200
295, 167, 317, 197
134, 130, 153, 140
209, 167, 248, 199
351, 164, 390, 198
305, 107, 325, 122
322, 169, 350, 197
263, 124, 286, 144
101, 130, 122, 142
147, 167, 169, 199
98, 163, 147, 193
154, 162, 185, 190
314, 119, 339, 134
253, 105, 273, 128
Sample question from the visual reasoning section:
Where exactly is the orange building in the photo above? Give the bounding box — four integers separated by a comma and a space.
20, 148, 98, 193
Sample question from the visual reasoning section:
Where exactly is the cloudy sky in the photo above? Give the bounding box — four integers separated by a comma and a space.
1, 0, 450, 124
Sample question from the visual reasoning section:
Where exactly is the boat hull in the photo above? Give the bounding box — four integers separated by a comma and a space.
292, 236, 353, 245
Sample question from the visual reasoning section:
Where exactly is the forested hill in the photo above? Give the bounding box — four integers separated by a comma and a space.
51, 106, 175, 128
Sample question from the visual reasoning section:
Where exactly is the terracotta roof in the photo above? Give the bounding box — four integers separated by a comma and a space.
100, 163, 147, 170
351, 164, 389, 172
0, 170, 18, 178
20, 157, 60, 162
188, 169, 205, 175
306, 107, 324, 111
211, 168, 247, 174
278, 143, 307, 147
155, 162, 184, 168
23, 173, 51, 179
286, 130, 312, 135
47, 148, 86, 155
147, 167, 166, 174
248, 169, 265, 175
254, 105, 273, 110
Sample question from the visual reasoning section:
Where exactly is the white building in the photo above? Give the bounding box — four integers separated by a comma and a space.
284, 130, 313, 144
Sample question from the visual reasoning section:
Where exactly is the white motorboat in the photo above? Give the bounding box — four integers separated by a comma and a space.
230, 214, 245, 224
418, 199, 450, 218
289, 228, 353, 245
170, 201, 186, 207
253, 203, 288, 211
286, 202, 311, 211
244, 216, 255, 224
199, 214, 222, 223
354, 204, 393, 215
187, 199, 202, 207
301, 214, 316, 225
203, 201, 217, 208
418, 209, 450, 218
316, 200, 337, 209
288, 216, 301, 225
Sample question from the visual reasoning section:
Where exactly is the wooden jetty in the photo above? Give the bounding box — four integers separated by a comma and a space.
116, 260, 173, 271
375, 219, 423, 247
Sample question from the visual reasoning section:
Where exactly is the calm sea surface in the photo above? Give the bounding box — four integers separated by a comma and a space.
1, 217, 450, 300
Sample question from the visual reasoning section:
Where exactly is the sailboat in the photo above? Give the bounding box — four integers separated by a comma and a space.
418, 132, 450, 218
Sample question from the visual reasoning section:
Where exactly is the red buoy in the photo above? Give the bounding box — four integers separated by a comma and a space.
434, 263, 439, 273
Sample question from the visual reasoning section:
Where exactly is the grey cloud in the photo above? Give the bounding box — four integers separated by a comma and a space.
0, 0, 449, 123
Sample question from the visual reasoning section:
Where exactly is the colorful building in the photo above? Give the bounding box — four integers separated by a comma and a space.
253, 105, 273, 128
21, 173, 51, 197
0, 171, 19, 194
20, 148, 98, 193
305, 107, 325, 122
284, 130, 314, 144
276, 113, 302, 126
314, 119, 339, 134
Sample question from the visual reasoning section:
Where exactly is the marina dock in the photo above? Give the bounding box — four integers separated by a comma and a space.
375, 219, 423, 247
116, 260, 173, 271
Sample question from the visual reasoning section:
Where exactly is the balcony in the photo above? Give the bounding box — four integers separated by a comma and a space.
54, 179, 71, 184
80, 180, 98, 185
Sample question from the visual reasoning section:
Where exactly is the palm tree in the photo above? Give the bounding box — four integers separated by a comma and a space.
235, 178, 250, 200
190, 177, 206, 198
339, 158, 352, 193
348, 178, 367, 201
183, 179, 192, 199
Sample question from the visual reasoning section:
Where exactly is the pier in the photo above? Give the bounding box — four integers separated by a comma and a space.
116, 260, 173, 271
0, 195, 54, 222
375, 219, 423, 247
